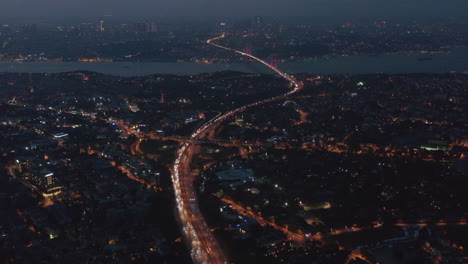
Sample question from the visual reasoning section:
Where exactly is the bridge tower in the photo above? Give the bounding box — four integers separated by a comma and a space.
270, 54, 279, 69
29, 73, 35, 93
245, 44, 253, 61
245, 44, 253, 55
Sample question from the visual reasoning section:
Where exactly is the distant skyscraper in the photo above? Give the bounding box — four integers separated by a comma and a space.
255, 16, 263, 25
254, 16, 264, 32
134, 22, 157, 33
100, 20, 105, 31
219, 22, 227, 33
145, 21, 158, 33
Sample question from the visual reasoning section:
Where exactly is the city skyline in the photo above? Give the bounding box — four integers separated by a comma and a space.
1, 0, 468, 20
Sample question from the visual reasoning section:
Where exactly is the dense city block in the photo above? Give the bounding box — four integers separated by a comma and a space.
1, 70, 466, 263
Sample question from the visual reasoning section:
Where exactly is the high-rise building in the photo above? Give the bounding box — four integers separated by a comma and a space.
33, 170, 62, 197
134, 22, 157, 33
219, 22, 227, 33
255, 16, 263, 26
254, 16, 264, 32
145, 21, 158, 33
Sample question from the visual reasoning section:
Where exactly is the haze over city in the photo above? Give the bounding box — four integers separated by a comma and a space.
1, 0, 468, 19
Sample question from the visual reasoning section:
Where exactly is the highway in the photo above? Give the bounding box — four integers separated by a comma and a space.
171, 33, 303, 264
147, 134, 266, 147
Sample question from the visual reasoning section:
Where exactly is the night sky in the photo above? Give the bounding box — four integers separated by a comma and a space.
1, 0, 467, 19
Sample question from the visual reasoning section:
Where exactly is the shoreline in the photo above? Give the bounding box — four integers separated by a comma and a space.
0, 46, 466, 64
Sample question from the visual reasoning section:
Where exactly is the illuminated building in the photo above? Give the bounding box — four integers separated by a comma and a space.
15, 157, 34, 173
32, 170, 63, 198
14, 158, 63, 197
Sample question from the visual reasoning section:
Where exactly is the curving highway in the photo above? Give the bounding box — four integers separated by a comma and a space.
171, 33, 303, 264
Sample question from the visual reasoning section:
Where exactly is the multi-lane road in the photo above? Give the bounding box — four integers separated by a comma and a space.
171, 33, 303, 264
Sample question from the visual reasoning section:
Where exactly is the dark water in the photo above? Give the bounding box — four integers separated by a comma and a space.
0, 48, 467, 76
281, 47, 468, 75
